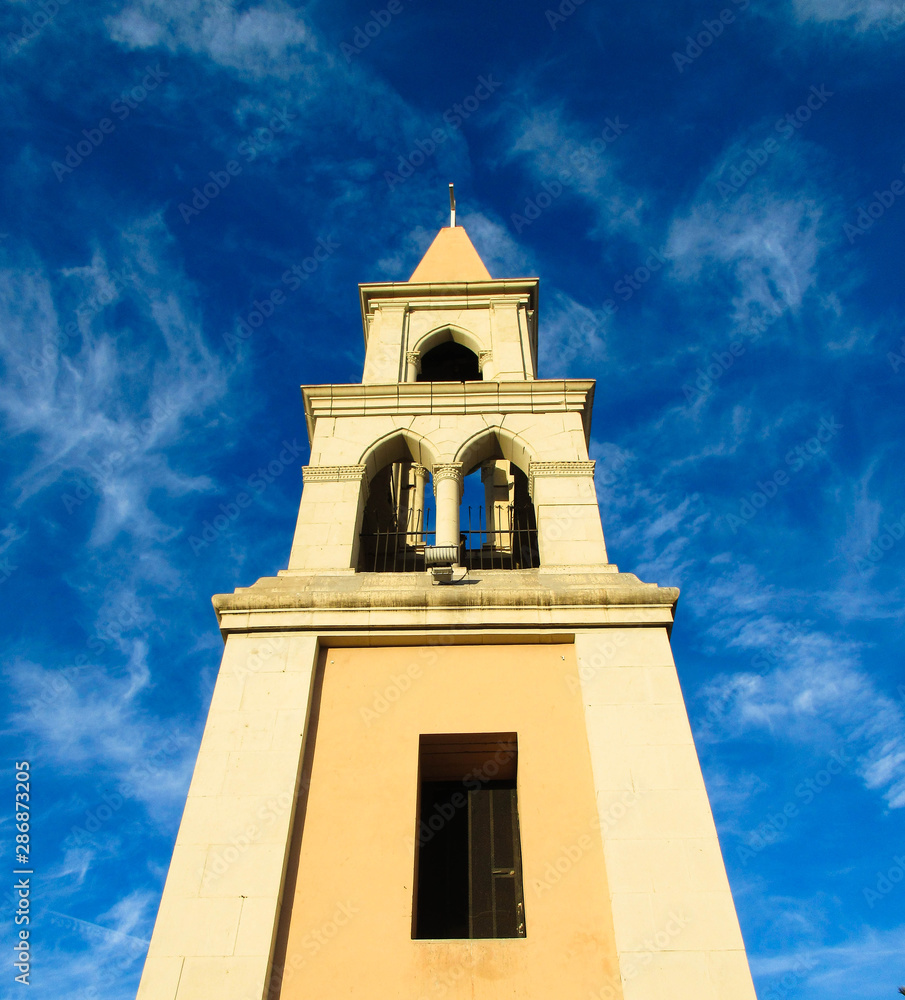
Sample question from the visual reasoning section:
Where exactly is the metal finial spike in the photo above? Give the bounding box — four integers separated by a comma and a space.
449, 183, 456, 227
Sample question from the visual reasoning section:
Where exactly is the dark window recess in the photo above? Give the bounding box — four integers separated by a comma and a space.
417, 341, 482, 382
413, 735, 526, 939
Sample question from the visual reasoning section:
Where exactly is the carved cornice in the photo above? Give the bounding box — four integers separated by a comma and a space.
528, 461, 596, 498
302, 465, 368, 483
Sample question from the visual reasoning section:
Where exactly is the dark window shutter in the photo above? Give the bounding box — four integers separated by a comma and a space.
468, 788, 526, 938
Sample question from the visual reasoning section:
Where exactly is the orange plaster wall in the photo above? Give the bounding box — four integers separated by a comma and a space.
273, 643, 623, 1000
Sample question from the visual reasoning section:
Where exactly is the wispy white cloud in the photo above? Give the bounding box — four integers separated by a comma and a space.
492, 96, 644, 243
0, 215, 229, 547
695, 563, 905, 808
667, 188, 824, 331
750, 922, 905, 1000
107, 0, 320, 78
790, 0, 905, 31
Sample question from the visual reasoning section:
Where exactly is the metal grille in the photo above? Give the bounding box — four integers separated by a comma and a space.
358, 505, 540, 573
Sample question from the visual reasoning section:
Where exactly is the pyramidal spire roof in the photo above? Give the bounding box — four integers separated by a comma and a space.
408, 226, 492, 283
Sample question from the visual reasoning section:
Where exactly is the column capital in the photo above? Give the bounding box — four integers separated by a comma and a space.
411, 462, 430, 481
432, 462, 464, 499
478, 349, 493, 371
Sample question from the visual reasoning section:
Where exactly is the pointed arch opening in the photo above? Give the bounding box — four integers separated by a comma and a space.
456, 430, 540, 571
357, 431, 438, 573
414, 326, 483, 383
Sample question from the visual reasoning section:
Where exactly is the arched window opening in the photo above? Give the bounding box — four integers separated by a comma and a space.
418, 341, 481, 382
358, 462, 436, 572
458, 463, 539, 570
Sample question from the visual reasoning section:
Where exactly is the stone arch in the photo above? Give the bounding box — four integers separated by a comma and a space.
454, 426, 538, 479
412, 323, 485, 360
358, 428, 441, 483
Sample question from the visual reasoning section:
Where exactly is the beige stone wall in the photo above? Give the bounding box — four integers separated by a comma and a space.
272, 643, 623, 1000
359, 286, 537, 385
575, 629, 758, 1000
136, 633, 319, 1000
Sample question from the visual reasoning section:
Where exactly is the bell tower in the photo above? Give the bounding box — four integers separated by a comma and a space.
137, 212, 758, 1000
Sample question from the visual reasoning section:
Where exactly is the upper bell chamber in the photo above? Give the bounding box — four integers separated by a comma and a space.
359, 224, 539, 385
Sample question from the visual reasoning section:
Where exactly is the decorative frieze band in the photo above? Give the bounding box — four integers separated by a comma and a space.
302, 464, 368, 483
528, 461, 596, 498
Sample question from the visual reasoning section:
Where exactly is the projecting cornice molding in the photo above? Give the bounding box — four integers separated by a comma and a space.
302, 465, 368, 482
300, 379, 596, 446
528, 461, 596, 499
211, 571, 680, 634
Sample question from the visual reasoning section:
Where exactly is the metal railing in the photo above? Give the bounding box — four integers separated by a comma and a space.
358, 506, 540, 573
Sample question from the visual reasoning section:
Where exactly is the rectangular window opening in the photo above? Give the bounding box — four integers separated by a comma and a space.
412, 733, 526, 940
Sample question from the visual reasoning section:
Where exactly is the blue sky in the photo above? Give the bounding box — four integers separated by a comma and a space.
2, 0, 904, 996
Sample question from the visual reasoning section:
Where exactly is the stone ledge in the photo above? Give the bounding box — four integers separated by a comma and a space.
213, 570, 679, 620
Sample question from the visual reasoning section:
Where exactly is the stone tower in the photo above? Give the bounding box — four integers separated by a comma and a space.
136, 219, 758, 1000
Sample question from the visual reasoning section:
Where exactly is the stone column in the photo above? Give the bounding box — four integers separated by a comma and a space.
405, 351, 421, 382
410, 463, 429, 541
433, 463, 463, 551
481, 460, 514, 551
